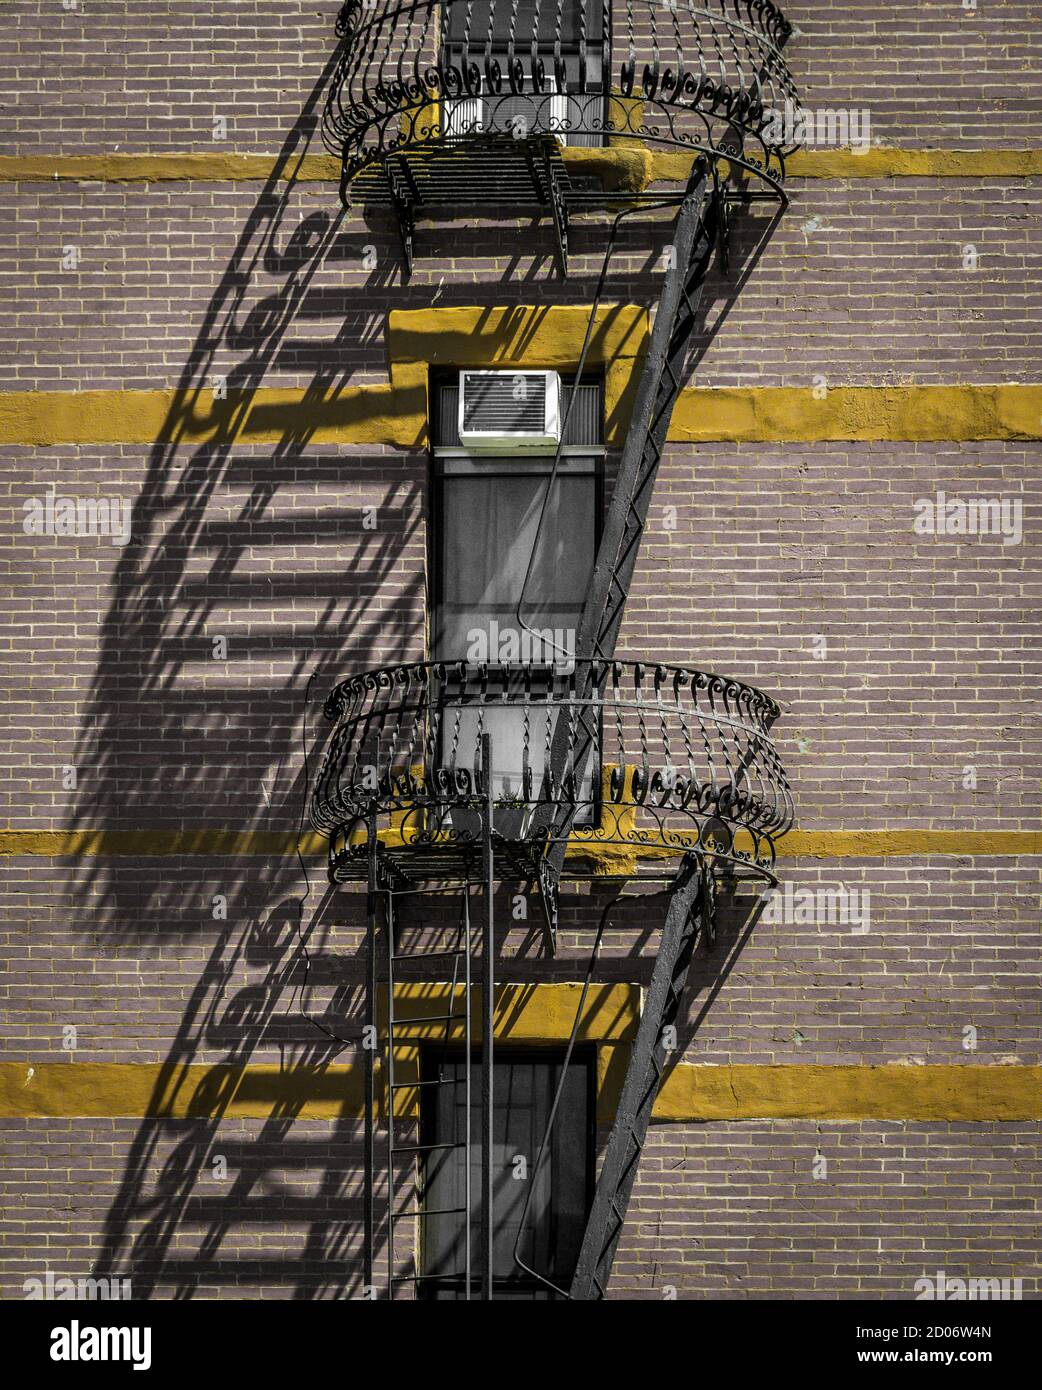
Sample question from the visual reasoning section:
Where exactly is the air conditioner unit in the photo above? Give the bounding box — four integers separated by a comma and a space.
458, 370, 562, 452
443, 79, 600, 145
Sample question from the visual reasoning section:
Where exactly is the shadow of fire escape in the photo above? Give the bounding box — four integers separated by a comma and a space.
75, 47, 775, 1298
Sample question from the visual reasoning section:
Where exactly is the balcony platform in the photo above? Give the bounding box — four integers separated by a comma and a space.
351, 136, 574, 275
321, 1, 802, 275
327, 822, 778, 891
311, 659, 794, 894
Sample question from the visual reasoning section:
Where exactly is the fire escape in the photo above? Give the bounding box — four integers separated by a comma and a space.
313, 0, 801, 1298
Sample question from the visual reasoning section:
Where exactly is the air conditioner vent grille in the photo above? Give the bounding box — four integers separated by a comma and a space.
462, 374, 548, 432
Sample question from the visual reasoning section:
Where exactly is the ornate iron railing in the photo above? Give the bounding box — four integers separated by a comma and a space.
310, 659, 794, 878
323, 0, 802, 197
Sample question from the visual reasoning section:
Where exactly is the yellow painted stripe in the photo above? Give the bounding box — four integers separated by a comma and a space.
0, 385, 419, 448
654, 1064, 1042, 1122
3, 383, 1041, 447
2, 148, 1041, 186
0, 1061, 362, 1121
776, 829, 1042, 858
785, 148, 1042, 179
0, 829, 325, 858
1, 828, 1038, 860
379, 981, 638, 1042
647, 147, 1042, 183
669, 384, 1042, 444
4, 1061, 1040, 1122
0, 153, 345, 184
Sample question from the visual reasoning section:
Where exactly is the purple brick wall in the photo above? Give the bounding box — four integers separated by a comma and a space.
1, 1, 1039, 1300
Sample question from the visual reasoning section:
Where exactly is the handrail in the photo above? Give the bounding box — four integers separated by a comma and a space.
321, 0, 802, 196
310, 658, 794, 876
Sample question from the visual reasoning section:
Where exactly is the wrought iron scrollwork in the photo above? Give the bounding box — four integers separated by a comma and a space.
322, 0, 802, 198
310, 657, 794, 881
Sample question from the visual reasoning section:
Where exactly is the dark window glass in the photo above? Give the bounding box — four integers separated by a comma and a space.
434, 468, 595, 663
420, 1050, 593, 1299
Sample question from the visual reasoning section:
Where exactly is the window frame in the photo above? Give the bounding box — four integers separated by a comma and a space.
427, 372, 606, 821
416, 1043, 597, 1300
427, 370, 605, 669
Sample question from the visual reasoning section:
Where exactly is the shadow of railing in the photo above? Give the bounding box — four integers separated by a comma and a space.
81, 47, 412, 1300
78, 36, 778, 1295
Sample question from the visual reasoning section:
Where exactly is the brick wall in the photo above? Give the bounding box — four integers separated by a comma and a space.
1, 1, 1039, 1301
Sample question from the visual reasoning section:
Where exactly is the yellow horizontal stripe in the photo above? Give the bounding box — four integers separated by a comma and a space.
1, 828, 1038, 860
777, 829, 1042, 858
655, 1064, 1042, 1122
3, 383, 1040, 447
1, 148, 1040, 186
0, 1061, 362, 1121
0, 384, 418, 448
379, 981, 638, 1043
778, 147, 1042, 180
0, 828, 323, 857
0, 153, 342, 183
3, 1061, 1040, 1122
669, 384, 1042, 444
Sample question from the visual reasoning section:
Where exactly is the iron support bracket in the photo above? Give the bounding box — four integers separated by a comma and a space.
385, 157, 417, 278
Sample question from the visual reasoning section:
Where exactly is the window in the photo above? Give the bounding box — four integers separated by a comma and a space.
419, 1049, 595, 1299
441, 0, 608, 147
430, 374, 602, 808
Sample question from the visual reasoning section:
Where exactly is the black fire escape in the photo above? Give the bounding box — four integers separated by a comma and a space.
313, 0, 801, 1299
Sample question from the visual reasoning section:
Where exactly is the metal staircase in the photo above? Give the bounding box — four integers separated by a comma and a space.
570, 854, 713, 1298
312, 0, 801, 1302
530, 178, 735, 1297
534, 164, 721, 896
350, 181, 748, 1295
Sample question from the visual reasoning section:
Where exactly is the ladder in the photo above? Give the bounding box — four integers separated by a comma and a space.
364, 737, 497, 1299
525, 169, 730, 1298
